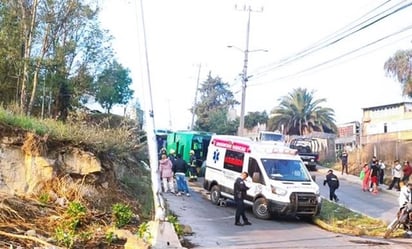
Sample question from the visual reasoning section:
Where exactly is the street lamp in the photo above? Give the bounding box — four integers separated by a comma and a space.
228, 5, 265, 136
227, 43, 267, 136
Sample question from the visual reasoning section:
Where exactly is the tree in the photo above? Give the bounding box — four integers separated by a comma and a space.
244, 111, 268, 130
94, 60, 134, 113
384, 49, 412, 97
268, 88, 337, 135
0, 0, 115, 119
193, 72, 239, 134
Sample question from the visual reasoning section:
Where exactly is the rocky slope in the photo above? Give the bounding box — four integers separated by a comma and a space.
0, 122, 152, 248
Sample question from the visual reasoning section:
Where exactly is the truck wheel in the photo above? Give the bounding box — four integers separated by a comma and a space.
253, 197, 271, 220
210, 185, 221, 205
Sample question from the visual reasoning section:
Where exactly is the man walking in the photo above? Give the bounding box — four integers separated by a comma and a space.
234, 172, 252, 226
172, 154, 190, 197
341, 150, 348, 175
388, 159, 402, 191
323, 169, 340, 202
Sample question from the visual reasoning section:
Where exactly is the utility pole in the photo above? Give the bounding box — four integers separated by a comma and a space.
191, 64, 201, 130
236, 4, 263, 136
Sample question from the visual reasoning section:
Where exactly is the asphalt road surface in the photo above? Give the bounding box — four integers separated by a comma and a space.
163, 175, 411, 249
314, 169, 400, 224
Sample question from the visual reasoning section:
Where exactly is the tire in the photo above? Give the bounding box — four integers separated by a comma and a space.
384, 219, 400, 239
210, 185, 221, 205
252, 197, 271, 220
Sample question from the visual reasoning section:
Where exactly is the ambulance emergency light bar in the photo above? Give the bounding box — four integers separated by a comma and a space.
211, 137, 297, 155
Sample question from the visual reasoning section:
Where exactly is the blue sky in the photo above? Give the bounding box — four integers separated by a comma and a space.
99, 0, 412, 130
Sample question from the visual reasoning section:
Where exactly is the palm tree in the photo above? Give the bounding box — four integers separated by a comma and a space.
268, 88, 337, 135
384, 49, 412, 97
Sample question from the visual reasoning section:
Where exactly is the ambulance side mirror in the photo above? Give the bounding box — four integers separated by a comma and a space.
252, 172, 260, 183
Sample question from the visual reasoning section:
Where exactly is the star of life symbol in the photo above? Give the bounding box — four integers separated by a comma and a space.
213, 149, 220, 163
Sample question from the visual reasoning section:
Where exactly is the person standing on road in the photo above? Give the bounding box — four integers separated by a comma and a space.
159, 153, 175, 194
360, 163, 371, 192
323, 169, 339, 202
379, 160, 386, 185
388, 160, 402, 191
370, 160, 380, 194
188, 150, 198, 181
402, 161, 412, 186
234, 172, 252, 226
172, 154, 191, 197
369, 156, 380, 188
340, 150, 348, 175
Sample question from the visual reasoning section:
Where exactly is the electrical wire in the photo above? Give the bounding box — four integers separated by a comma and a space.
251, 0, 412, 80
249, 25, 412, 87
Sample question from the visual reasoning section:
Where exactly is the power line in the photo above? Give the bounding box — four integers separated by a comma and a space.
251, 0, 412, 80
249, 25, 412, 87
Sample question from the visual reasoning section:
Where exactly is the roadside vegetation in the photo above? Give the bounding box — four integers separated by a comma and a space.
0, 107, 153, 248
316, 197, 404, 238
0, 106, 144, 154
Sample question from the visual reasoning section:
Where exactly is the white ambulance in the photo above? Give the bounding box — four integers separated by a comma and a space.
203, 135, 321, 220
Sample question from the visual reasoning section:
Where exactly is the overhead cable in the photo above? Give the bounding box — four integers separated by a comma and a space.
251, 0, 412, 80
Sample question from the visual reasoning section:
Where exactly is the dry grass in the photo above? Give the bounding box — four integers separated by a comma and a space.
315, 199, 404, 238
0, 175, 143, 248
0, 107, 151, 248
0, 106, 143, 154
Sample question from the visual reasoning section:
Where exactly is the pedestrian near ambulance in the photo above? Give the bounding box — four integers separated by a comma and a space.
323, 169, 339, 202
234, 172, 252, 226
158, 153, 175, 194
172, 153, 191, 197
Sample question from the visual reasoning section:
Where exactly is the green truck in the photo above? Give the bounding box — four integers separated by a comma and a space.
166, 130, 214, 178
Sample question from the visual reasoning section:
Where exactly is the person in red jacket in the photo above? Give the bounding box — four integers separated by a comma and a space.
402, 161, 412, 185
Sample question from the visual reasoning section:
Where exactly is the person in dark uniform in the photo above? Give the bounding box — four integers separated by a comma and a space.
340, 150, 348, 175
234, 172, 252, 226
323, 169, 340, 202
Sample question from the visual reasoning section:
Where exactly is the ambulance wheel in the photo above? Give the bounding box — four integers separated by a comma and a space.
210, 185, 221, 205
253, 197, 271, 220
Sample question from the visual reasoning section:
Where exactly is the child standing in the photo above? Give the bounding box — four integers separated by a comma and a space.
360, 163, 370, 192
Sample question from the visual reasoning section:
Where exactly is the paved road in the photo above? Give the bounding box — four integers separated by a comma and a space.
314, 168, 399, 224
162, 170, 411, 249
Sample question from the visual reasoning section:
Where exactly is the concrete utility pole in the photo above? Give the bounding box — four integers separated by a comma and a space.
235, 4, 263, 136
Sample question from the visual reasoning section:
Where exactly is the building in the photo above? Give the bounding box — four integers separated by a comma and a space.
335, 121, 360, 152
361, 102, 412, 160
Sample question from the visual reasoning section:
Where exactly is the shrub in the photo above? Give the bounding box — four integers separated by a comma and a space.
112, 203, 133, 228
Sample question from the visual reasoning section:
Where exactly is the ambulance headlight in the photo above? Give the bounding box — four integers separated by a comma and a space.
271, 185, 287, 196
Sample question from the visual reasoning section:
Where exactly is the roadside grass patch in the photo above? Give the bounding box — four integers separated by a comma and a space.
315, 199, 403, 237
0, 106, 140, 153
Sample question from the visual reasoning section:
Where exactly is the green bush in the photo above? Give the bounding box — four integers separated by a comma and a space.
112, 203, 133, 228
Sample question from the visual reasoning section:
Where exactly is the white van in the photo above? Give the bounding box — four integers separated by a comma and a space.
203, 135, 321, 220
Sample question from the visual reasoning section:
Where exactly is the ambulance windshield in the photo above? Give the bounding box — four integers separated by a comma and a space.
262, 159, 311, 182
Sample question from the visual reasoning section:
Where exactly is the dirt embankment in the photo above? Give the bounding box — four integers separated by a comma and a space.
0, 123, 152, 248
